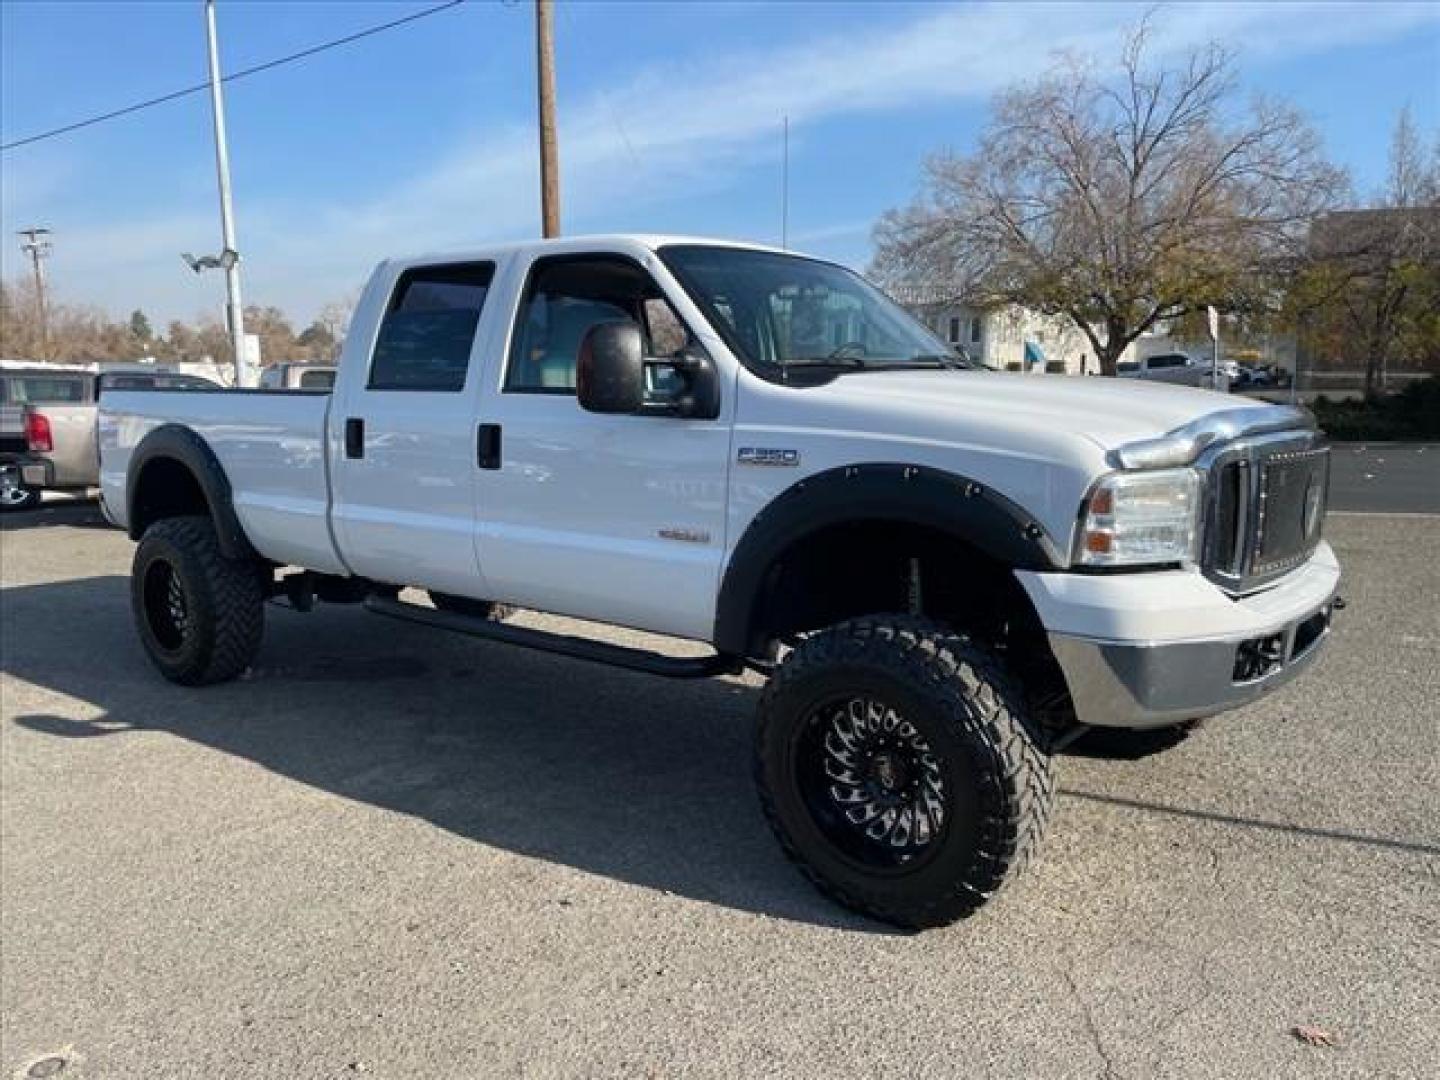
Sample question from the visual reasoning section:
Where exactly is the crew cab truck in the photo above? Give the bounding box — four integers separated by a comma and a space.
98, 236, 1340, 928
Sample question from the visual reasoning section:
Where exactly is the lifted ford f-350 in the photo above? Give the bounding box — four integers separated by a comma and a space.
99, 235, 1340, 927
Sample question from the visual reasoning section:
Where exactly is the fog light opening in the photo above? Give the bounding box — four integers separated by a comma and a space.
1234, 633, 1285, 682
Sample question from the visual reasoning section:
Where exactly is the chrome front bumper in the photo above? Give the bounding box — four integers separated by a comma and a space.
1048, 593, 1339, 730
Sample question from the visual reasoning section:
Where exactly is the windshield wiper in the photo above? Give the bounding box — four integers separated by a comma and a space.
908, 353, 973, 371
783, 356, 868, 369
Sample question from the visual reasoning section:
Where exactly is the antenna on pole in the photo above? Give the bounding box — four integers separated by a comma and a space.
781, 115, 789, 249
536, 0, 561, 238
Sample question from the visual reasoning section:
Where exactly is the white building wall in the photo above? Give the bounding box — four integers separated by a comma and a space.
924, 304, 1103, 374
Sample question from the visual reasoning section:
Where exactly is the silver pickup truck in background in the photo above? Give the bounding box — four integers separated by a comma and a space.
1117, 351, 1229, 390
1, 367, 97, 512
1, 366, 220, 512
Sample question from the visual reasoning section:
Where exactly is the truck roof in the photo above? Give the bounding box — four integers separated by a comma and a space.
388, 233, 791, 273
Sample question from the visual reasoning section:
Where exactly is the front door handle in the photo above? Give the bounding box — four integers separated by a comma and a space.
477, 423, 501, 470
344, 417, 364, 459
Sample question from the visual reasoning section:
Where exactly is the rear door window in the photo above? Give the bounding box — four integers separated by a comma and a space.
369, 262, 494, 391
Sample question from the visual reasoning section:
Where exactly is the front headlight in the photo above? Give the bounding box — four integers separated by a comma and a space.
1076, 468, 1201, 567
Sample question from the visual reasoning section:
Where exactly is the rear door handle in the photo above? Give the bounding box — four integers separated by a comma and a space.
477, 423, 501, 470
344, 417, 364, 459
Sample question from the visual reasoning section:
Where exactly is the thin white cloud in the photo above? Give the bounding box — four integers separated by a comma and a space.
3, 1, 1434, 324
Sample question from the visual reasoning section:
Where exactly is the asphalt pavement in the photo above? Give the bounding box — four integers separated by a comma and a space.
1327, 442, 1439, 514
2, 499, 1437, 1079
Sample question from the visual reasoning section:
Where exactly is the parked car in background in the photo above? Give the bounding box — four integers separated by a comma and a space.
0, 367, 221, 511
1117, 352, 1226, 390
259, 363, 336, 390
1, 366, 96, 512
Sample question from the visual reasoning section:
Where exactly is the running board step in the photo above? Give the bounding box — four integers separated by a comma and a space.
364, 596, 741, 679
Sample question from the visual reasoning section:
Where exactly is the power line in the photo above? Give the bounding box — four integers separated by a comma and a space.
1, 0, 467, 153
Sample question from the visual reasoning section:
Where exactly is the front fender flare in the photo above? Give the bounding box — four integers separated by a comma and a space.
713, 463, 1066, 656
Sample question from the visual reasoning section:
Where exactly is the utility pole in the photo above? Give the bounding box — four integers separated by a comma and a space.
16, 227, 52, 353
781, 116, 789, 249
535, 0, 560, 238
203, 0, 250, 386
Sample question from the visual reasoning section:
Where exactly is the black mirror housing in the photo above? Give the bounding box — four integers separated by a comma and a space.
577, 320, 645, 414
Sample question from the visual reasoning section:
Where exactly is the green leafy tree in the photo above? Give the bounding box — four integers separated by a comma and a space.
128, 309, 153, 343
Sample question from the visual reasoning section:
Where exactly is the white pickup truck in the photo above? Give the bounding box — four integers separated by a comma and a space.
99, 235, 1340, 927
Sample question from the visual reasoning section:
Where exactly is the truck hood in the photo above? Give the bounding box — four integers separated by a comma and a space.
812, 369, 1275, 451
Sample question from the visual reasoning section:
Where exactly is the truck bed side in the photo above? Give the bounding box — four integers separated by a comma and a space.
99, 389, 345, 574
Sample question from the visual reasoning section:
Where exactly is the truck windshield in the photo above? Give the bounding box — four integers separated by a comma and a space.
659, 245, 977, 380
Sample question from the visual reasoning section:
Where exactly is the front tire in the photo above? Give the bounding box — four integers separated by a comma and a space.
755, 615, 1054, 928
132, 516, 264, 685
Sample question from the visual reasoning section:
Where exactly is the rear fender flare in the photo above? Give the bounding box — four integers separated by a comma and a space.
127, 424, 257, 561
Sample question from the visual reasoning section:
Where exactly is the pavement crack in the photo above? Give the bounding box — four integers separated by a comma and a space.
1060, 962, 1122, 1080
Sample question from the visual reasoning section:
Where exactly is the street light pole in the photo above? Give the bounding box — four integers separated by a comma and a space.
203, 0, 249, 386
535, 0, 560, 238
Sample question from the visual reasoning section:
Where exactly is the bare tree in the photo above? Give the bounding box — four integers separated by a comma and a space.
1285, 109, 1440, 395
1384, 104, 1440, 209
872, 21, 1347, 374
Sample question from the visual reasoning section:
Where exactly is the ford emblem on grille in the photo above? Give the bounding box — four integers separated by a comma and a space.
1303, 471, 1325, 539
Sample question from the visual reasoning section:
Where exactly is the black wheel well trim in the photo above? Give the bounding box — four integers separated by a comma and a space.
126, 424, 258, 561
712, 462, 1065, 656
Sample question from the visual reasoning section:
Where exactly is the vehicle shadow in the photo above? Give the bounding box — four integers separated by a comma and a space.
2, 574, 890, 932
0, 496, 110, 532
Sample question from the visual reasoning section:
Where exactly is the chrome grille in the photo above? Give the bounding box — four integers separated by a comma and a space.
1200, 433, 1328, 594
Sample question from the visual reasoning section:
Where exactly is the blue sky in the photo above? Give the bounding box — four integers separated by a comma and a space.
2, 1, 1438, 327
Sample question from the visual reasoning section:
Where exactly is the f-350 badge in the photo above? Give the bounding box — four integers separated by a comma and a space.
738, 447, 800, 467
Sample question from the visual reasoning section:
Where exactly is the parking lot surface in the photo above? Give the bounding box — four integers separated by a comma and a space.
2, 502, 1437, 1079
1328, 443, 1440, 514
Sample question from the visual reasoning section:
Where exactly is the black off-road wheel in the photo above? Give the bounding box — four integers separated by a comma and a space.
755, 615, 1054, 928
427, 591, 514, 621
131, 516, 264, 686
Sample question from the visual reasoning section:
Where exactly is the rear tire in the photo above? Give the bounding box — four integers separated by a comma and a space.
428, 591, 514, 621
132, 516, 264, 686
755, 615, 1054, 928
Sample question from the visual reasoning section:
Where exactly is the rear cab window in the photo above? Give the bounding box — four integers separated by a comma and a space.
369, 262, 495, 391
2, 375, 92, 404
